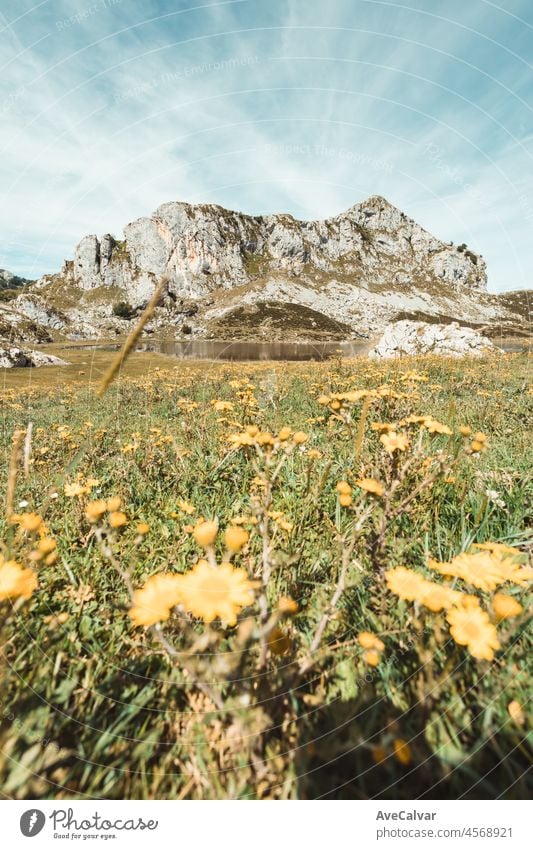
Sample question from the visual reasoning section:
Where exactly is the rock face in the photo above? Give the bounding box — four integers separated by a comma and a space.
0, 268, 33, 289
10, 195, 529, 342
0, 343, 68, 368
369, 320, 495, 359
54, 195, 487, 304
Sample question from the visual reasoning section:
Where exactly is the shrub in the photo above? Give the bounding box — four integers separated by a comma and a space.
112, 300, 134, 319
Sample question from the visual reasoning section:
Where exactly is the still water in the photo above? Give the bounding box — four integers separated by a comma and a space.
133, 339, 369, 361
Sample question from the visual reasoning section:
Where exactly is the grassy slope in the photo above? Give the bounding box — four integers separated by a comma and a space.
0, 352, 531, 799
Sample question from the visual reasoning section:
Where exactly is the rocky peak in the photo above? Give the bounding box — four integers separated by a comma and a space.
51, 195, 487, 306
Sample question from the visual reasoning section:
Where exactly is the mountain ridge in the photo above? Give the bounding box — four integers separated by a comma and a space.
2, 195, 529, 343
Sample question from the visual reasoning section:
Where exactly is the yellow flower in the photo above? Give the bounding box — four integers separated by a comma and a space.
472, 541, 524, 559
12, 512, 44, 533
224, 526, 249, 553
357, 631, 385, 651
136, 522, 150, 536
106, 496, 122, 512
492, 593, 523, 620
178, 560, 256, 626
212, 400, 234, 411
371, 422, 396, 433
0, 557, 38, 601
64, 483, 87, 497
38, 537, 56, 554
385, 567, 428, 601
363, 649, 381, 666
424, 419, 453, 435
470, 432, 488, 453
446, 598, 500, 660
336, 481, 352, 495
355, 478, 385, 496
129, 573, 183, 627
430, 551, 509, 592
339, 493, 352, 507
459, 425, 472, 436
177, 499, 195, 515
393, 738, 412, 766
419, 583, 464, 612
193, 520, 218, 548
109, 511, 128, 529
292, 431, 309, 445
277, 426, 293, 441
278, 596, 299, 615
380, 432, 409, 454
85, 500, 107, 523
507, 700, 525, 727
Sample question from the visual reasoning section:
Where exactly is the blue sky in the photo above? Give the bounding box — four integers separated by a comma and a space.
1, 0, 532, 291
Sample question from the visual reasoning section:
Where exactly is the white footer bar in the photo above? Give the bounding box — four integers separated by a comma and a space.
3, 799, 530, 848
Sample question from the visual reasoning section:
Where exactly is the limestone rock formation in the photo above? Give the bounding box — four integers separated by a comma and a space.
8, 195, 529, 342
51, 196, 487, 304
369, 320, 495, 359
0, 343, 68, 368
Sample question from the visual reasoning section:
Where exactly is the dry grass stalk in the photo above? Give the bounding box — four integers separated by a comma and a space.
23, 421, 33, 478
96, 274, 169, 397
5, 429, 24, 519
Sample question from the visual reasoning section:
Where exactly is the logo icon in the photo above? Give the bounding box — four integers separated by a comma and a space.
20, 809, 46, 837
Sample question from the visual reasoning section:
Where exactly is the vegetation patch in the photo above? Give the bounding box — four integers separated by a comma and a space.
0, 352, 531, 799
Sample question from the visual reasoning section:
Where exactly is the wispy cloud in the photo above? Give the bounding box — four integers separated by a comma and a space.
0, 0, 531, 291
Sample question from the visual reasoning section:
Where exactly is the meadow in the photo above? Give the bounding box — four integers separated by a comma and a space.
0, 348, 531, 799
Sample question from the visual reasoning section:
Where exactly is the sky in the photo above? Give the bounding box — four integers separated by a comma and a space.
0, 0, 532, 291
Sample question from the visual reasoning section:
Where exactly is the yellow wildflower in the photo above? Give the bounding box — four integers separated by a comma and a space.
292, 431, 309, 445
109, 511, 128, 529
357, 631, 385, 652
136, 522, 150, 536
336, 481, 352, 495
224, 526, 249, 553
278, 596, 299, 615
355, 478, 385, 496
492, 594, 523, 620
178, 560, 256, 626
380, 432, 409, 454
393, 738, 412, 766
106, 496, 122, 512
385, 567, 428, 601
507, 700, 525, 727
430, 551, 511, 592
363, 649, 381, 666
85, 500, 107, 523
0, 557, 38, 601
129, 573, 183, 627
177, 500, 195, 515
446, 598, 500, 660
64, 483, 87, 497
193, 520, 218, 548
424, 419, 453, 435
12, 512, 44, 533
471, 432, 488, 453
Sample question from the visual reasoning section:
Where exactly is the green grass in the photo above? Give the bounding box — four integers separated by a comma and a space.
0, 352, 531, 799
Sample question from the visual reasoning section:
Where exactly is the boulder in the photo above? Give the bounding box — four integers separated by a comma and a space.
0, 342, 68, 368
369, 320, 495, 359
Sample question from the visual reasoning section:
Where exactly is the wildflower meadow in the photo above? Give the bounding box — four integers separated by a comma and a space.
0, 349, 531, 799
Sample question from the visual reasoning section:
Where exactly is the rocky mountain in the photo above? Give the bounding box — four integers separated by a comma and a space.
3, 196, 531, 342
0, 268, 33, 290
